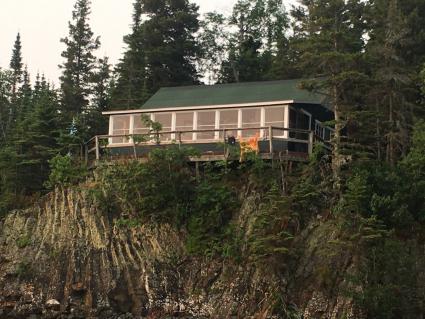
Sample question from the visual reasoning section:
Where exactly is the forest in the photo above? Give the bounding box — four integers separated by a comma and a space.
0, 0, 424, 213
0, 0, 425, 317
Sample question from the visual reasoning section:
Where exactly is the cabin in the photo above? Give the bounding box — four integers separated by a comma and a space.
86, 79, 334, 163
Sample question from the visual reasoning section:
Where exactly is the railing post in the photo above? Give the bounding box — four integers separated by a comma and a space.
178, 132, 182, 149
308, 131, 314, 155
95, 136, 100, 161
223, 129, 227, 158
269, 126, 274, 156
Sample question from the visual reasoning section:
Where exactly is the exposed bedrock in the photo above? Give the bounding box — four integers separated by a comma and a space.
0, 188, 362, 318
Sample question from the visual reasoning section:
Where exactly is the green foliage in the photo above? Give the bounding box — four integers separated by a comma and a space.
186, 179, 237, 257
15, 261, 32, 279
115, 218, 142, 229
59, 0, 100, 120
16, 235, 31, 248
112, 0, 200, 106
248, 183, 295, 263
45, 155, 88, 189
351, 238, 424, 318
92, 147, 240, 258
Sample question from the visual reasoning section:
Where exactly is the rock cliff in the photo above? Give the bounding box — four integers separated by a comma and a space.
0, 187, 362, 318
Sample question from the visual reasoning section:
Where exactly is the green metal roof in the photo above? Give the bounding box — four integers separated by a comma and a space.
142, 79, 327, 109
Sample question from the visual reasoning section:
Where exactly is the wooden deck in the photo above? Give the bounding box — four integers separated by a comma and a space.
85, 127, 325, 165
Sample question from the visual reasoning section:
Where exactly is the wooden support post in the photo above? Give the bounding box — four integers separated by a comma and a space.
95, 136, 100, 161
133, 142, 137, 159
269, 127, 274, 156
195, 161, 200, 182
308, 131, 314, 155
223, 129, 227, 158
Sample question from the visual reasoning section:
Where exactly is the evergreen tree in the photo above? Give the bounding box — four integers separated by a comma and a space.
84, 57, 112, 139
10, 33, 23, 95
141, 0, 200, 93
0, 69, 14, 144
111, 0, 148, 108
13, 82, 61, 195
366, 0, 417, 165
92, 57, 111, 113
218, 0, 289, 83
291, 0, 367, 190
197, 12, 229, 84
15, 66, 32, 125
59, 0, 100, 120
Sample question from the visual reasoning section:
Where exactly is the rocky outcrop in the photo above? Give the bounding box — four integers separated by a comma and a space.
0, 188, 362, 318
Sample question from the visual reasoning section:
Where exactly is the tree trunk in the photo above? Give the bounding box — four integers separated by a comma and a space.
376, 99, 381, 161
387, 90, 395, 166
332, 83, 342, 193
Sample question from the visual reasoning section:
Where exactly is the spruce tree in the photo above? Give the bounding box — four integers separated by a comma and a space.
291, 0, 367, 190
0, 69, 14, 144
85, 57, 111, 138
141, 0, 200, 93
13, 82, 61, 194
197, 12, 229, 84
366, 0, 417, 165
59, 0, 100, 121
10, 33, 23, 95
111, 0, 148, 108
218, 0, 289, 83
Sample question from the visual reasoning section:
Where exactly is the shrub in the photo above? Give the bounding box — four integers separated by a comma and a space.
16, 235, 31, 248
45, 155, 88, 189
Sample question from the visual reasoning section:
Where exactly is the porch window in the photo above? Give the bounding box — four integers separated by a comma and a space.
176, 112, 194, 141
133, 114, 151, 135
197, 111, 216, 140
241, 108, 261, 138
111, 115, 131, 144
265, 106, 286, 138
154, 113, 173, 142
289, 109, 311, 140
219, 109, 238, 138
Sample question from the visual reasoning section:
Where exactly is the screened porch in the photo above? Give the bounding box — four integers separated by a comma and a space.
86, 104, 333, 163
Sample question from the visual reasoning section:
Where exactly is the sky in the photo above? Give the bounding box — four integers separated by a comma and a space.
0, 0, 296, 84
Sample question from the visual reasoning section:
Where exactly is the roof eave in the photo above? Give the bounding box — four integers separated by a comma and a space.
102, 100, 324, 116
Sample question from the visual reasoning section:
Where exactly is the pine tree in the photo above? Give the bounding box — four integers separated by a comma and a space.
10, 33, 23, 95
291, 0, 367, 190
59, 0, 100, 120
218, 0, 289, 83
0, 69, 14, 144
366, 0, 417, 165
84, 57, 111, 138
15, 66, 32, 124
111, 0, 148, 108
141, 0, 200, 93
197, 12, 229, 84
92, 57, 111, 113
13, 82, 61, 194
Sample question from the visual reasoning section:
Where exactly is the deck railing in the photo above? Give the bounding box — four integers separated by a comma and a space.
85, 126, 321, 163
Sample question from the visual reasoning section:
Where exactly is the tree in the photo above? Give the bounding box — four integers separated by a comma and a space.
59, 0, 100, 121
10, 33, 23, 96
217, 0, 289, 83
0, 69, 14, 144
291, 0, 367, 191
197, 12, 229, 84
83, 57, 112, 139
141, 0, 200, 94
366, 0, 417, 165
111, 0, 148, 109
13, 82, 61, 194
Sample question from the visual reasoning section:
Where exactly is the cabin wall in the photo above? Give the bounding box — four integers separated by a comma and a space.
108, 105, 291, 145
106, 104, 333, 145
